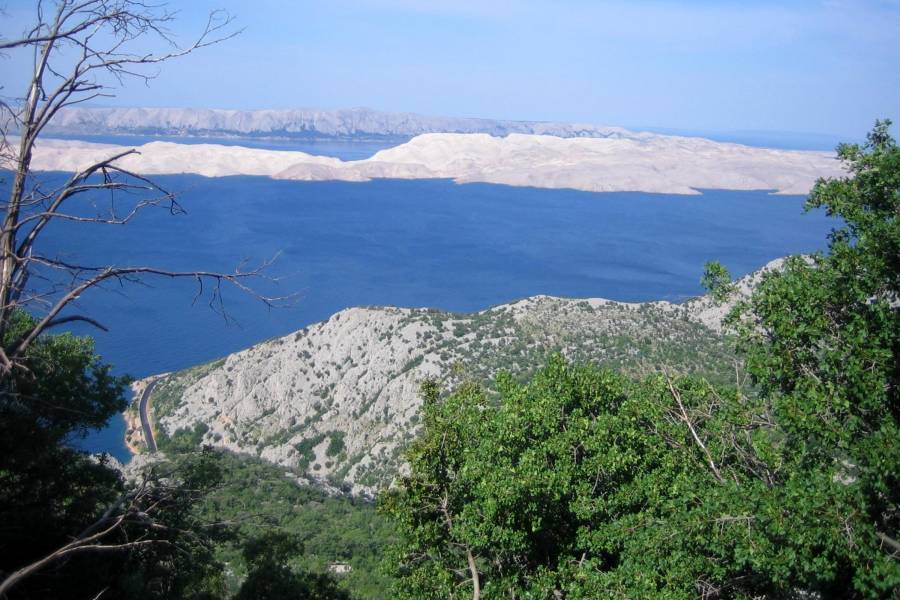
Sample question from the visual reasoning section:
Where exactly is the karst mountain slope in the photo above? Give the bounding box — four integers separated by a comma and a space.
128, 262, 774, 496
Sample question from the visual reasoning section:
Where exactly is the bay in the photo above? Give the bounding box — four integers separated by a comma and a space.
25, 173, 836, 461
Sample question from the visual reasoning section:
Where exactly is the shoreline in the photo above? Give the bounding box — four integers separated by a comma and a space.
124, 374, 167, 455
116, 254, 785, 461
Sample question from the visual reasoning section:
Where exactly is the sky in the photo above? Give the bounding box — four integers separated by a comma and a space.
1, 0, 898, 138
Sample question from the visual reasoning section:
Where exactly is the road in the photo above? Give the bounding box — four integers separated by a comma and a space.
138, 378, 161, 453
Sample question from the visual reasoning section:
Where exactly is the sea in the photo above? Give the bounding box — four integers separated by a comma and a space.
24, 137, 837, 460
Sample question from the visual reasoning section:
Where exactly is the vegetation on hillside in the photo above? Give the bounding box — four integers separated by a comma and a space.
380, 122, 899, 599
174, 450, 395, 599
143, 294, 741, 492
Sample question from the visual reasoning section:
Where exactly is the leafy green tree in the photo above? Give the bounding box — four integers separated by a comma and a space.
701, 260, 736, 302
0, 311, 130, 598
383, 121, 899, 599
380, 379, 491, 600
384, 360, 780, 599
0, 312, 235, 599
724, 119, 900, 595
235, 531, 350, 600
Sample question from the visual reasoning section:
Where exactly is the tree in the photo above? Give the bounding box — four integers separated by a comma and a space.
724, 119, 899, 595
383, 360, 781, 599
380, 380, 491, 600
0, 2, 288, 596
234, 531, 351, 600
700, 260, 736, 302
0, 310, 130, 597
1, 431, 231, 598
0, 0, 283, 380
383, 121, 899, 598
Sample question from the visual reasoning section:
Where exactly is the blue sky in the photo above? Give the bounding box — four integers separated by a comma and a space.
2, 0, 898, 137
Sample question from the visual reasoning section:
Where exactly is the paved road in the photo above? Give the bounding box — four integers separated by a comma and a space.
139, 378, 161, 453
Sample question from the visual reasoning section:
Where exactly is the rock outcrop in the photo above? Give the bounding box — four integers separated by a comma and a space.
45, 106, 646, 140
134, 265, 772, 496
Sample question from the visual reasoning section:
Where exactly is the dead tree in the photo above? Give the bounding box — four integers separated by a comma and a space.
0, 2, 288, 595
0, 0, 280, 381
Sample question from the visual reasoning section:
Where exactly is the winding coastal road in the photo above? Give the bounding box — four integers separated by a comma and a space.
139, 378, 161, 453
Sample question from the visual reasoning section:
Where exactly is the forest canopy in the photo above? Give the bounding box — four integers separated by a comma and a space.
380, 121, 900, 599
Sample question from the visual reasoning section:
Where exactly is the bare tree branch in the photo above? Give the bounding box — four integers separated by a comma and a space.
0, 1, 259, 380
0, 460, 218, 597
0, 4, 258, 596
666, 374, 725, 484
43, 313, 109, 331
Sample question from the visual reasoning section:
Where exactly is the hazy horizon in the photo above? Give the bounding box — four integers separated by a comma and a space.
3, 0, 898, 139
39, 104, 862, 150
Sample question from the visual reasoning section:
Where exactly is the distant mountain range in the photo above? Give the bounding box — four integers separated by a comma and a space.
46, 106, 642, 141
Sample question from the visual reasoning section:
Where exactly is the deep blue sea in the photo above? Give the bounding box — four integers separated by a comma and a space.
15, 141, 838, 461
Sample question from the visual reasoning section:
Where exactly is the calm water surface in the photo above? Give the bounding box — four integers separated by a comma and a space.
23, 170, 836, 460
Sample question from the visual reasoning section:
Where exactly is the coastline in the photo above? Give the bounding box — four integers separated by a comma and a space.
124, 375, 167, 455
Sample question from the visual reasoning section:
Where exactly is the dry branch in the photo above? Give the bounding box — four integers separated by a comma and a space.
0, 1, 268, 381
0, 3, 254, 596
665, 375, 725, 483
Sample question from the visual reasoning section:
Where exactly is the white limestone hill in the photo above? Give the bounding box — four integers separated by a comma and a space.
128, 262, 777, 496
24, 132, 843, 195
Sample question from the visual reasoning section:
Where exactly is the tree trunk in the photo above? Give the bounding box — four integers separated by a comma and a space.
466, 548, 481, 600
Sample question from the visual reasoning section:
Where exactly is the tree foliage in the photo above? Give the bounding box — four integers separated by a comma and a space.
385, 363, 763, 598
0, 315, 359, 599
0, 310, 131, 597
234, 531, 351, 600
0, 3, 296, 597
700, 260, 736, 302
726, 118, 900, 595
0, 333, 232, 600
382, 122, 900, 599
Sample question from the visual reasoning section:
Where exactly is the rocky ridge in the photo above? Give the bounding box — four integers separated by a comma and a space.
25, 132, 842, 195
128, 262, 776, 496
46, 106, 643, 140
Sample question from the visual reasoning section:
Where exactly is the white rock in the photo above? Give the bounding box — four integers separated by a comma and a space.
21, 131, 844, 195
148, 273, 768, 496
